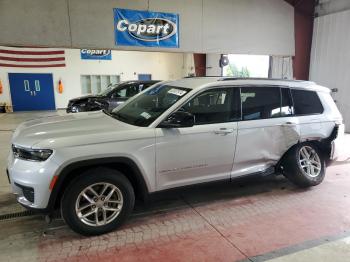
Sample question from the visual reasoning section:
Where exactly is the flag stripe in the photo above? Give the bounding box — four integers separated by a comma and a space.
0, 63, 66, 68
0, 60, 66, 66
0, 54, 65, 59
0, 56, 65, 62
0, 49, 65, 55
0, 46, 66, 68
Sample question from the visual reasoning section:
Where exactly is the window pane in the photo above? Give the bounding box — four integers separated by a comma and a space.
138, 74, 152, 81
34, 80, 40, 91
292, 90, 324, 115
91, 75, 101, 94
117, 87, 127, 97
182, 88, 238, 125
116, 85, 139, 98
24, 80, 30, 91
100, 75, 109, 92
109, 75, 120, 85
241, 86, 281, 120
81, 75, 91, 94
81, 75, 120, 95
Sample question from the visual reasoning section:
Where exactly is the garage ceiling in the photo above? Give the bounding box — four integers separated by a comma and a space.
0, 0, 295, 56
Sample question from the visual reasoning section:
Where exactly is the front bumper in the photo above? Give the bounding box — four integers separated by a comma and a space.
7, 152, 60, 210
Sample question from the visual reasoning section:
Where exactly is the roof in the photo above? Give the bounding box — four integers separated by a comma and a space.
117, 80, 161, 85
168, 77, 329, 92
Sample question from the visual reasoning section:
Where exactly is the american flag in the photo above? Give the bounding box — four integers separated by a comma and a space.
0, 46, 66, 68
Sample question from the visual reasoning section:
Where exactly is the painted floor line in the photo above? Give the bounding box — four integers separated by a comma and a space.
240, 230, 350, 262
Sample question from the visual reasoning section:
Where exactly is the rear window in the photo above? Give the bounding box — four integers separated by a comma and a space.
291, 90, 324, 115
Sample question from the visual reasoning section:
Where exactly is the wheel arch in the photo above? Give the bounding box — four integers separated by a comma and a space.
277, 136, 335, 173
48, 157, 150, 211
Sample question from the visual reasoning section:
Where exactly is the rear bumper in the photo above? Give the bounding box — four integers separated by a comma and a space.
330, 123, 345, 160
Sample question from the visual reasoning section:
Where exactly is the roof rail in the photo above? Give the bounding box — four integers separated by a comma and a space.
184, 76, 222, 78
184, 76, 310, 83
219, 77, 308, 82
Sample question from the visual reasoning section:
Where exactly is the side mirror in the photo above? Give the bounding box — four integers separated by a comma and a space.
158, 111, 195, 128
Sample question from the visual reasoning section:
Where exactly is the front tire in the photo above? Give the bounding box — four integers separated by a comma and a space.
61, 168, 135, 236
283, 142, 325, 187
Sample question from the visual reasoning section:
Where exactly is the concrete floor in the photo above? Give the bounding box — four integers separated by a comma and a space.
1, 111, 350, 262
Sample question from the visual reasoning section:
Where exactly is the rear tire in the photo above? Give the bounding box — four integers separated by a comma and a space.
61, 167, 135, 236
283, 142, 325, 187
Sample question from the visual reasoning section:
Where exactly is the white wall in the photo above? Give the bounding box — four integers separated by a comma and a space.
309, 10, 350, 131
0, 0, 295, 56
316, 0, 350, 16
0, 48, 194, 109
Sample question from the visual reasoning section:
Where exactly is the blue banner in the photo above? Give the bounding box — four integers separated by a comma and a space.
114, 8, 179, 48
80, 49, 112, 60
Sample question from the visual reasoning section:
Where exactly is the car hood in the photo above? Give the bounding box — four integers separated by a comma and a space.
11, 111, 140, 148
69, 95, 102, 103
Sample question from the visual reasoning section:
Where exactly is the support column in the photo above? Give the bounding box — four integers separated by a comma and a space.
193, 54, 206, 77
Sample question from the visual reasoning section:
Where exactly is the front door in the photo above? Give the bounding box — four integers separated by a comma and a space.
155, 87, 240, 190
9, 73, 56, 111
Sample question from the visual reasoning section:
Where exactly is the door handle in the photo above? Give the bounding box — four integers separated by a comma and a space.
33, 91, 36, 96
214, 128, 234, 135
30, 91, 33, 96
281, 122, 297, 126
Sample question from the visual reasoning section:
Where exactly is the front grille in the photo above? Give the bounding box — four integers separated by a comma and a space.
14, 183, 35, 203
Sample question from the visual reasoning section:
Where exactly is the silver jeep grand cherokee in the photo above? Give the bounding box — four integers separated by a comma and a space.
7, 77, 344, 235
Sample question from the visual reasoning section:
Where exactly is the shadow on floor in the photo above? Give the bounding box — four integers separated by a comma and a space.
132, 174, 301, 217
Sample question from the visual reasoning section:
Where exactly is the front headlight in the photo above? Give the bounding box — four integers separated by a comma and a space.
12, 145, 53, 161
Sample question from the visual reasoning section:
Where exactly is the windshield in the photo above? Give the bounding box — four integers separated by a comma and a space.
111, 84, 191, 127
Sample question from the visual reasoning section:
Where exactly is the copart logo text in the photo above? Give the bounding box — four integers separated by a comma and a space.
116, 18, 177, 42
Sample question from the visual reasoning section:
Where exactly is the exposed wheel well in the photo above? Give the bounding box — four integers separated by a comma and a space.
51, 158, 149, 210
277, 139, 332, 173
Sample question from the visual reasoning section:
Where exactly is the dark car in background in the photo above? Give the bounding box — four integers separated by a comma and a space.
66, 80, 160, 113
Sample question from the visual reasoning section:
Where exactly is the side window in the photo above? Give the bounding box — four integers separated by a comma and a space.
292, 89, 324, 115
182, 87, 240, 125
116, 85, 139, 98
241, 86, 281, 120
115, 87, 127, 98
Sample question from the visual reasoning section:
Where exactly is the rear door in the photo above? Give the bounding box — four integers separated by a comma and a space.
232, 86, 299, 177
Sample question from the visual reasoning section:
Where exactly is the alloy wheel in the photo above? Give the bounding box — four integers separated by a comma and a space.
298, 145, 322, 178
75, 182, 123, 227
